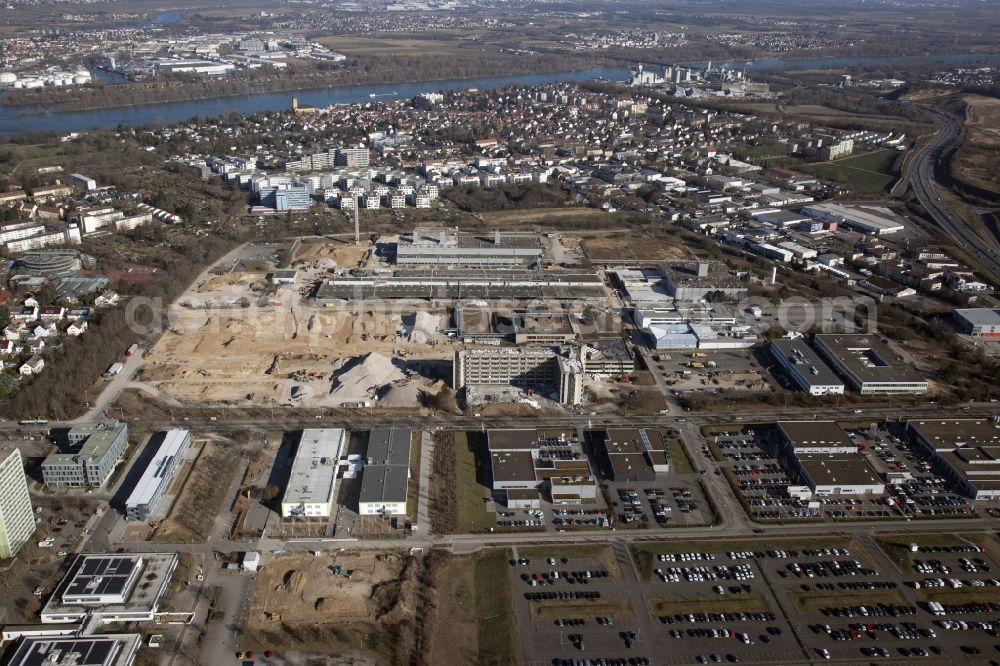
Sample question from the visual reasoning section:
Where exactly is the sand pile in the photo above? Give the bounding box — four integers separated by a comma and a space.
400, 311, 440, 344
329, 352, 406, 403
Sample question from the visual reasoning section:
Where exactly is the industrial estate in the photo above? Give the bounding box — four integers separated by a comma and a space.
0, 0, 1000, 665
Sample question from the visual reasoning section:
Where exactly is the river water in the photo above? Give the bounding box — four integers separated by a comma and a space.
1, 51, 997, 137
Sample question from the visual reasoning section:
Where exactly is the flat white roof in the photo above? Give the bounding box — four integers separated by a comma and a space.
283, 429, 345, 507
804, 203, 904, 233
125, 430, 190, 509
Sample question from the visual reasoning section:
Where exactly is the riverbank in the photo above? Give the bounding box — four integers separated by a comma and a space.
0, 66, 631, 136
3, 52, 608, 114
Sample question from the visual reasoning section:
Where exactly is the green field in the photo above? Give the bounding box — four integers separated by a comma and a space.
801, 149, 899, 194
454, 432, 496, 534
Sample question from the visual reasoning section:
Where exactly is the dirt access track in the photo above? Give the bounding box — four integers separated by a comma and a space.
247, 551, 418, 662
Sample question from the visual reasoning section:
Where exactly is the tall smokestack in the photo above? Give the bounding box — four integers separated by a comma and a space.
771, 267, 777, 285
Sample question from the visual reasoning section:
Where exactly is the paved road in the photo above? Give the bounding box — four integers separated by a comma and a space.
899, 108, 1000, 281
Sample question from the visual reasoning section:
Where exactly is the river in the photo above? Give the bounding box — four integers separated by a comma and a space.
0, 67, 631, 136
1, 50, 997, 136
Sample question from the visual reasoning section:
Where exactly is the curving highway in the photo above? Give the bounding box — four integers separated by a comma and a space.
900, 108, 1000, 281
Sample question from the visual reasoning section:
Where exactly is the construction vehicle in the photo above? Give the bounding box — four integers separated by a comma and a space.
330, 565, 352, 579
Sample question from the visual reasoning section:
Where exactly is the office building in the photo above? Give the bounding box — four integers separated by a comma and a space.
454, 346, 584, 405
770, 339, 845, 396
813, 334, 927, 395
259, 183, 311, 211
42, 421, 129, 488
359, 428, 411, 516
0, 448, 34, 558
124, 430, 191, 522
598, 428, 670, 482
41, 552, 178, 624
487, 430, 597, 507
8, 634, 141, 666
281, 429, 346, 519
906, 419, 1000, 500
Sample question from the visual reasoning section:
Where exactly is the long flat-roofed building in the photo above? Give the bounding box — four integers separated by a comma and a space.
41, 553, 178, 624
813, 334, 927, 395
906, 419, 1000, 500
395, 227, 544, 267
359, 428, 412, 516
42, 421, 129, 488
281, 428, 346, 519
124, 430, 191, 522
315, 269, 605, 302
8, 634, 141, 666
777, 421, 858, 454
802, 204, 905, 235
770, 339, 845, 396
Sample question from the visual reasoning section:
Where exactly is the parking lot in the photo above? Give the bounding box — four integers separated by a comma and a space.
511, 547, 656, 666
608, 480, 711, 528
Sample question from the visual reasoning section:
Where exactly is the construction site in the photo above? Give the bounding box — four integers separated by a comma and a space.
137, 239, 452, 409
245, 551, 419, 662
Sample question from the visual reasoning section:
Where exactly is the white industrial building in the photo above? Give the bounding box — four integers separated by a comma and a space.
125, 429, 191, 522
281, 429, 346, 519
802, 204, 905, 235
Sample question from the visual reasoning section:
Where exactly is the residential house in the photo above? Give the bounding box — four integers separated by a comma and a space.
38, 306, 65, 321
94, 291, 119, 307
66, 320, 88, 337
19, 355, 44, 375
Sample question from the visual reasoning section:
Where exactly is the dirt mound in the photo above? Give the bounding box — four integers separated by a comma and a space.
198, 272, 257, 292
279, 569, 308, 596
329, 352, 406, 403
